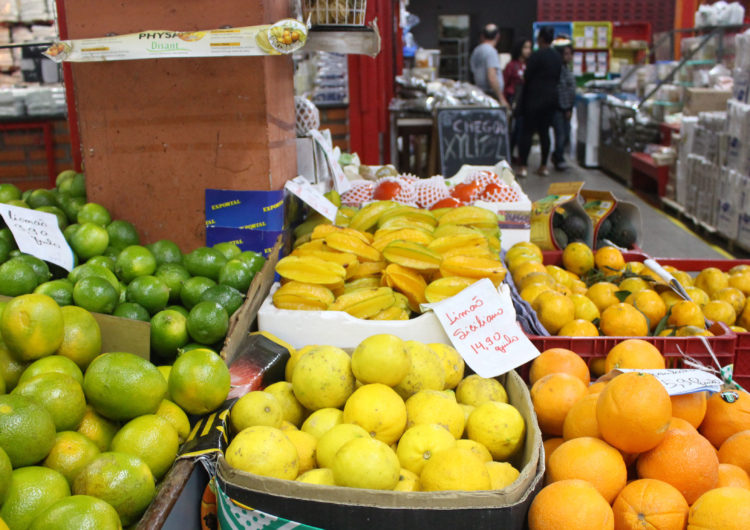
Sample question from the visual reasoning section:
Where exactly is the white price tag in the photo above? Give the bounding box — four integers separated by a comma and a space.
421, 278, 540, 378
0, 204, 74, 271
284, 176, 338, 223
308, 129, 352, 194
617, 368, 723, 396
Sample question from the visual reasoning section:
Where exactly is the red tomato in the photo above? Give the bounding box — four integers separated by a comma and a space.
450, 181, 481, 203
373, 180, 402, 200
430, 197, 462, 210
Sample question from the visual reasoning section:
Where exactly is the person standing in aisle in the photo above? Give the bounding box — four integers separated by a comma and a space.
517, 26, 562, 177
552, 44, 576, 171
503, 38, 532, 162
470, 24, 510, 108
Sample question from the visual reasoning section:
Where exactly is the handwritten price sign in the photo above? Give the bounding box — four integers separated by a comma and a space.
617, 368, 723, 396
0, 204, 74, 271
284, 176, 338, 223
422, 278, 540, 378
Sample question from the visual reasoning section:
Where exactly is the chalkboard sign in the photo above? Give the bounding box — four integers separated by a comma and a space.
436, 108, 510, 177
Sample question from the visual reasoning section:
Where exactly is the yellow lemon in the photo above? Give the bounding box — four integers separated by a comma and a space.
520, 284, 554, 306
686, 286, 710, 307
393, 468, 420, 491
225, 426, 299, 480
466, 401, 526, 461
702, 300, 736, 326
292, 346, 354, 410
315, 423, 369, 468
570, 293, 600, 322
405, 389, 464, 439
279, 420, 298, 432
343, 383, 406, 445
558, 319, 599, 337
393, 341, 445, 400
230, 391, 284, 432
396, 423, 457, 475
517, 272, 556, 292
729, 271, 750, 295
660, 290, 683, 309
296, 468, 335, 485
300, 408, 343, 439
562, 242, 595, 276
512, 261, 548, 285
420, 447, 491, 491
459, 403, 475, 424
713, 287, 746, 316
351, 334, 409, 387
428, 343, 465, 390
285, 345, 315, 382
456, 375, 508, 407
486, 461, 520, 489
694, 268, 729, 298
455, 438, 493, 463
284, 429, 317, 474
533, 291, 575, 334
331, 437, 400, 490
618, 277, 651, 293
546, 265, 573, 287
264, 381, 305, 427
672, 270, 694, 288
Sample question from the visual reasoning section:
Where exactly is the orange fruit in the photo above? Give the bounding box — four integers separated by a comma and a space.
596, 372, 672, 453
668, 300, 705, 328
558, 319, 599, 336
699, 390, 750, 448
590, 358, 607, 378
543, 437, 565, 469
528, 479, 614, 530
636, 423, 719, 504
562, 393, 601, 440
512, 261, 547, 285
671, 391, 707, 429
685, 286, 710, 308
611, 478, 688, 530
604, 339, 665, 373
694, 267, 729, 298
529, 348, 590, 386
532, 291, 575, 335
599, 303, 649, 336
562, 242, 595, 276
594, 246, 625, 273
718, 463, 750, 489
687, 487, 750, 530
660, 290, 684, 309
719, 430, 750, 476
547, 437, 627, 503
588, 381, 607, 394
625, 289, 667, 330
587, 282, 620, 312
530, 373, 587, 436
703, 300, 737, 326
714, 287, 746, 316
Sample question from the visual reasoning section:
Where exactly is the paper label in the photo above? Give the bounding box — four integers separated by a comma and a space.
616, 368, 723, 395
421, 279, 540, 378
44, 19, 307, 63
0, 204, 74, 271
284, 176, 338, 223
308, 129, 352, 194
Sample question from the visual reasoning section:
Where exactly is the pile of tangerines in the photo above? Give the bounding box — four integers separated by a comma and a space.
526, 342, 750, 530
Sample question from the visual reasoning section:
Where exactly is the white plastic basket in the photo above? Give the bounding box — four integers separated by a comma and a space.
302, 0, 367, 26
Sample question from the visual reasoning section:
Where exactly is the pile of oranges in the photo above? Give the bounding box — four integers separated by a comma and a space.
506, 241, 750, 337
526, 345, 750, 529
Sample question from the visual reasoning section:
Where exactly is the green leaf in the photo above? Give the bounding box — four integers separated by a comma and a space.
614, 290, 631, 303
652, 306, 672, 337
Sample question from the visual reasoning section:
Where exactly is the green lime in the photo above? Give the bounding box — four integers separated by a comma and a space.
21, 190, 31, 202
58, 173, 86, 198
86, 255, 115, 272
155, 263, 190, 303
63, 223, 80, 242
166, 305, 189, 318
55, 169, 77, 188
168, 348, 230, 415
179, 276, 216, 310
0, 446, 9, 505
200, 284, 244, 316
186, 301, 228, 345
212, 242, 242, 260
19, 355, 83, 386
219, 259, 253, 293
70, 223, 109, 260
12, 372, 87, 431
7, 199, 29, 209
0, 341, 26, 392
34, 279, 74, 306
103, 246, 120, 259
0, 259, 38, 295
115, 245, 156, 283
12, 254, 51, 284
0, 228, 16, 249
29, 494, 121, 530
113, 302, 150, 322
35, 205, 68, 230
56, 305, 102, 371
0, 239, 10, 265
0, 394, 57, 467
125, 275, 169, 315
183, 247, 227, 281
118, 281, 127, 304
146, 240, 183, 266
76, 203, 111, 227
106, 220, 140, 250
0, 183, 21, 203
58, 195, 86, 224
177, 342, 216, 356
150, 310, 189, 359
27, 189, 57, 209
68, 263, 120, 295
73, 277, 118, 314
238, 250, 266, 274
0, 466, 70, 529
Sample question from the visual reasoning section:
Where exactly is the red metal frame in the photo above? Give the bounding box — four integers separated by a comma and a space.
55, 0, 82, 172
0, 121, 55, 187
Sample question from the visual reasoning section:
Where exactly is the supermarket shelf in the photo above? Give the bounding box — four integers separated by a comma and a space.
305, 23, 380, 57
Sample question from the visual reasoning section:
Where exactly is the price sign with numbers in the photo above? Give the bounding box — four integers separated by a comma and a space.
421, 278, 540, 378
308, 129, 352, 194
617, 368, 723, 396
284, 176, 338, 223
0, 203, 74, 271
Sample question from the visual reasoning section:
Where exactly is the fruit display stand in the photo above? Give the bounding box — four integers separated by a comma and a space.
135, 239, 283, 529
214, 369, 543, 530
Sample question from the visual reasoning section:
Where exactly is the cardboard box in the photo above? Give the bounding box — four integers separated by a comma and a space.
716, 168, 741, 240
530, 182, 593, 250
683, 88, 732, 116
215, 370, 544, 530
581, 190, 642, 249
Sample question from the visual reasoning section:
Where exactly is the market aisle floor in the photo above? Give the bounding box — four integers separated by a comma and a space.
520, 148, 728, 260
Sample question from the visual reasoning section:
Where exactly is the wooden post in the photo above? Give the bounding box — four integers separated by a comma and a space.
58, 0, 297, 250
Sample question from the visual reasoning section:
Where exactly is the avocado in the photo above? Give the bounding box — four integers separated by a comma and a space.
552, 212, 564, 229
563, 214, 588, 241
598, 217, 612, 240
553, 228, 568, 248
612, 221, 637, 249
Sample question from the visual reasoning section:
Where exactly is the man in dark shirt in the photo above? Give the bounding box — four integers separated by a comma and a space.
517, 26, 562, 177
